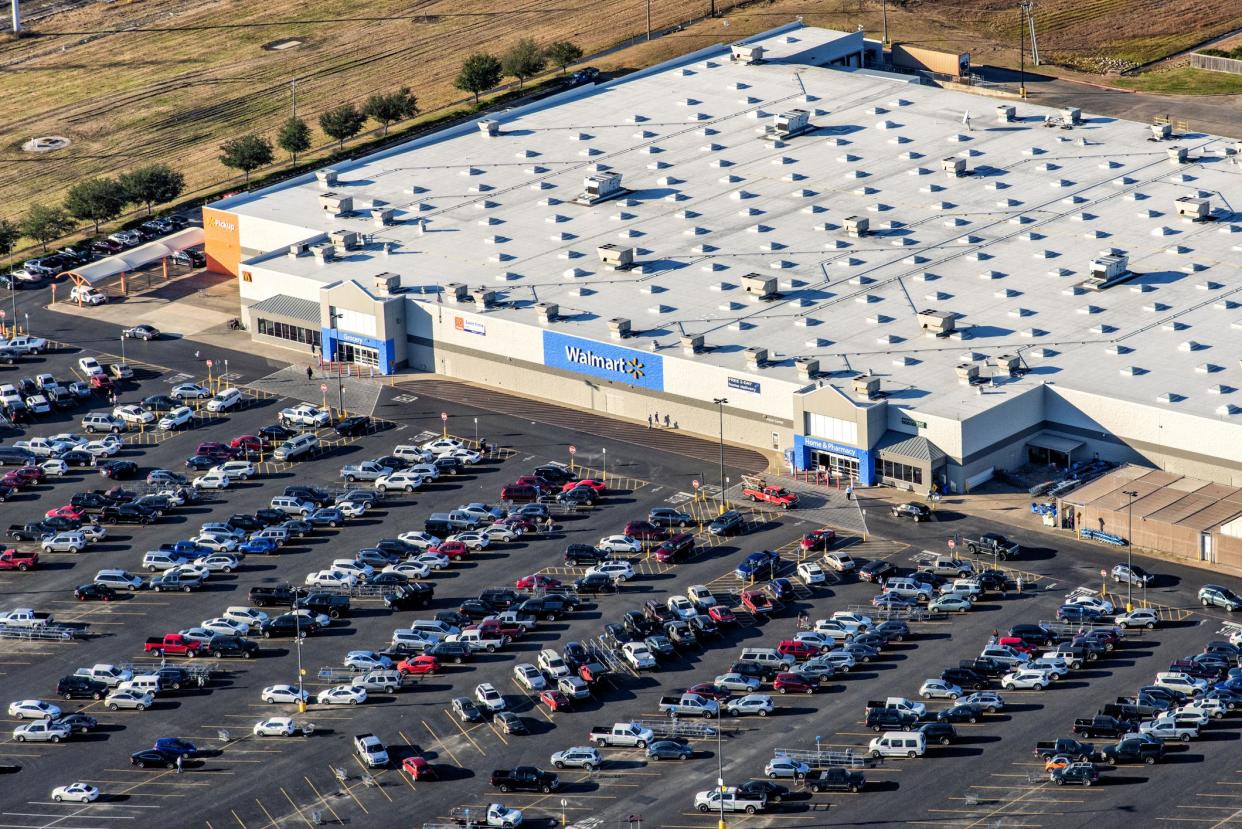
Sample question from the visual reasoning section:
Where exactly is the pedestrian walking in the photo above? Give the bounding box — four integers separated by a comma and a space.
194, 350, 200, 361
1016, 576, 1024, 594
176, 754, 183, 774
647, 415, 653, 429
653, 411, 659, 427
663, 413, 670, 427
306, 366, 313, 382
845, 484, 853, 501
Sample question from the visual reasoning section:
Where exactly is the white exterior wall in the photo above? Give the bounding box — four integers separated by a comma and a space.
239, 215, 320, 257
885, 405, 965, 460
238, 262, 324, 307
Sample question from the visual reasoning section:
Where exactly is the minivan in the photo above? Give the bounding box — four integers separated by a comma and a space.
0, 446, 36, 466
500, 484, 538, 503
274, 434, 319, 461
739, 648, 796, 669
206, 388, 242, 413
94, 569, 145, 590
869, 731, 926, 758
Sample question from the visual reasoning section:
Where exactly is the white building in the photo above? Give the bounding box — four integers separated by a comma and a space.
203, 24, 1242, 493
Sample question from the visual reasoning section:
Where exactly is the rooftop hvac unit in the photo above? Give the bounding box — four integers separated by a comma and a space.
319, 192, 353, 216
851, 374, 880, 398
288, 241, 311, 258
995, 104, 1015, 123
329, 229, 358, 252
917, 309, 957, 336
575, 172, 626, 206
1175, 195, 1210, 220
730, 43, 766, 64
311, 243, 336, 263
535, 302, 559, 325
955, 362, 980, 383
1090, 253, 1129, 280
596, 243, 635, 270
607, 317, 631, 339
444, 282, 468, 303
844, 216, 870, 237
471, 287, 496, 308
795, 357, 820, 380
680, 334, 704, 354
994, 353, 1020, 375
478, 119, 500, 137
1061, 107, 1081, 125
941, 156, 967, 177
1167, 146, 1188, 164
763, 109, 812, 141
371, 207, 396, 227
1150, 122, 1172, 141
744, 347, 768, 369
315, 169, 339, 188
740, 272, 777, 300
372, 272, 400, 295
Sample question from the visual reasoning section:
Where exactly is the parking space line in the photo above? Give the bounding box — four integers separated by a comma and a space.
442, 711, 486, 756
230, 807, 248, 828
301, 777, 342, 825
421, 719, 463, 768
253, 799, 279, 829
279, 786, 314, 828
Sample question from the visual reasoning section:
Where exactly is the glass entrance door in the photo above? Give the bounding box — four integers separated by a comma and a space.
811, 450, 859, 482
337, 342, 378, 367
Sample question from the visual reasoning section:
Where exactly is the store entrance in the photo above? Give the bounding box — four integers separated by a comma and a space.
811, 450, 859, 482
336, 342, 379, 367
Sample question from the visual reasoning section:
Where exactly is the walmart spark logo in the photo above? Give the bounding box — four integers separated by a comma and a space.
624, 357, 645, 380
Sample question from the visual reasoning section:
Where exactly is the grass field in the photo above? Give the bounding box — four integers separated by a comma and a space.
1113, 66, 1242, 95
0, 0, 1239, 240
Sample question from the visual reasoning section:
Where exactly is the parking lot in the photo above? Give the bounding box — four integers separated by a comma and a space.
0, 336, 1241, 829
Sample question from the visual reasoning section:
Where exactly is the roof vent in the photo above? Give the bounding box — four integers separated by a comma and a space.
744, 347, 768, 369
917, 309, 957, 336
851, 374, 880, 398
575, 172, 626, 206
1061, 107, 1081, 125
680, 334, 704, 354
1081, 253, 1132, 291
319, 192, 353, 216
1150, 122, 1172, 141
596, 243, 636, 270
371, 207, 396, 226
1167, 146, 1188, 164
478, 119, 500, 137
444, 283, 468, 303
607, 317, 631, 339
955, 363, 980, 383
795, 357, 820, 380
996, 104, 1015, 123
994, 353, 1021, 375
534, 302, 558, 325
942, 156, 967, 177
844, 216, 870, 237
372, 272, 400, 295
763, 109, 812, 141
288, 241, 311, 258
1175, 195, 1210, 221
315, 169, 339, 188
740, 272, 778, 300
311, 243, 335, 264
329, 229, 358, 253
730, 43, 766, 64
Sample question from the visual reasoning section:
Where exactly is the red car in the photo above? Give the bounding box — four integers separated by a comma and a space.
195, 442, 237, 461
14, 466, 44, 484
515, 574, 562, 591
89, 374, 113, 392
45, 505, 85, 522
799, 528, 837, 553
708, 605, 737, 625
429, 541, 469, 560
512, 475, 546, 490
496, 516, 536, 535
563, 479, 606, 494
997, 636, 1038, 656
539, 689, 571, 712
686, 683, 731, 701
579, 663, 608, 684
622, 521, 666, 542
402, 755, 437, 781
396, 655, 439, 675
777, 640, 821, 661
740, 589, 773, 615
774, 672, 816, 695
472, 619, 520, 641
0, 549, 38, 571
229, 435, 270, 454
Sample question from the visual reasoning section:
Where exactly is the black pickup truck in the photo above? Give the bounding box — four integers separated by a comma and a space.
960, 657, 1010, 677
1072, 715, 1133, 738
490, 766, 560, 793
805, 767, 866, 793
295, 592, 350, 619
866, 708, 918, 732
966, 533, 1021, 561
248, 585, 301, 608
7, 521, 59, 541
1033, 738, 1095, 760
1101, 737, 1164, 765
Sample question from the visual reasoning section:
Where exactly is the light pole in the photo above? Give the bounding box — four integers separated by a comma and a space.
329, 312, 345, 415
601, 447, 607, 483
1122, 489, 1138, 612
295, 611, 306, 713
119, 334, 126, 364
560, 798, 567, 828
716, 703, 726, 829
474, 417, 478, 444
713, 398, 728, 515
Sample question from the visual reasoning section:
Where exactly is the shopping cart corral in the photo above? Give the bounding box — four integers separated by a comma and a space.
0, 623, 84, 641
771, 747, 878, 769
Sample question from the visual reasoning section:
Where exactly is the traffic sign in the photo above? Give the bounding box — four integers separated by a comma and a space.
692, 479, 700, 489
1099, 569, 1107, 578
440, 412, 447, 421
946, 538, 956, 549
206, 359, 213, 368
320, 383, 328, 392
568, 445, 576, 455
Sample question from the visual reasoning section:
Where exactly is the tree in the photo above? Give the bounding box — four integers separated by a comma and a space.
276, 116, 312, 164
0, 218, 19, 272
20, 204, 74, 252
501, 38, 545, 90
219, 134, 274, 186
319, 104, 366, 149
544, 40, 583, 74
454, 52, 503, 105
64, 177, 125, 234
362, 88, 419, 137
118, 164, 185, 215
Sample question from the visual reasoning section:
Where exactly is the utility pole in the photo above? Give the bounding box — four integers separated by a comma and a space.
713, 398, 728, 515
881, 0, 889, 46
1024, 1, 1040, 66
1123, 489, 1138, 613
1018, 1, 1027, 99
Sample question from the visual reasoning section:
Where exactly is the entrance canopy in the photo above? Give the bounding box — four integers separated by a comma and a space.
1026, 433, 1084, 456
60, 227, 204, 286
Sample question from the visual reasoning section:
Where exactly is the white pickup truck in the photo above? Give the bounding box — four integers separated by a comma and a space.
13, 437, 72, 458
12, 720, 71, 743
279, 405, 330, 428
74, 664, 133, 687
340, 461, 392, 483
0, 608, 54, 628
588, 722, 654, 748
354, 733, 389, 767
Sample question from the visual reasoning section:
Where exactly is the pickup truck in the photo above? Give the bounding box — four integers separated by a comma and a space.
694, 788, 766, 815
865, 708, 918, 732
12, 721, 71, 743
159, 540, 213, 558
249, 585, 301, 607
589, 722, 654, 748
279, 405, 330, 428
960, 657, 1009, 677
340, 461, 392, 483
0, 550, 37, 571
1139, 715, 1200, 742
741, 477, 798, 509
354, 733, 389, 768
658, 693, 720, 718
1100, 737, 1164, 765
805, 767, 866, 793
8, 521, 59, 541
1034, 738, 1095, 761
13, 437, 69, 457
446, 629, 509, 653
1072, 715, 1133, 738
965, 533, 1020, 561
0, 608, 53, 628
144, 634, 203, 657
490, 766, 560, 793
864, 697, 927, 718
75, 664, 133, 687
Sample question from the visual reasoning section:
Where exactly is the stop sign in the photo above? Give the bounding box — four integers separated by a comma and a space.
569, 445, 576, 455
441, 412, 447, 421
692, 479, 700, 489
206, 359, 213, 368
1099, 569, 1107, 578
320, 383, 328, 392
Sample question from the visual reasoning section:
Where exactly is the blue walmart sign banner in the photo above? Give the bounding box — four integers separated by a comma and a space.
542, 331, 665, 392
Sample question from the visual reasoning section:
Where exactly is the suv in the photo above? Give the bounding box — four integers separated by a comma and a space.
564, 544, 609, 566
891, 502, 931, 521
1199, 585, 1242, 612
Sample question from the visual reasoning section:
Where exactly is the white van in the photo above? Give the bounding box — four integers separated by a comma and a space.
117, 675, 162, 695
869, 731, 926, 758
274, 433, 318, 461
206, 388, 242, 413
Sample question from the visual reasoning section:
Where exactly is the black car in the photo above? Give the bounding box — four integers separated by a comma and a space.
730, 660, 773, 682
369, 572, 408, 588
334, 416, 371, 437
130, 749, 180, 769
225, 514, 264, 533
562, 641, 590, 669
295, 592, 351, 619
644, 634, 676, 658
254, 508, 288, 526
564, 544, 610, 566
435, 610, 472, 629
374, 538, 419, 557
57, 675, 108, 700
622, 609, 658, 638
938, 703, 983, 724
516, 595, 578, 620
494, 711, 528, 735
458, 599, 495, 619
891, 502, 932, 521
1008, 624, 1055, 647
281, 519, 312, 537
479, 588, 522, 609
54, 713, 97, 733
557, 487, 597, 506
433, 456, 463, 475
941, 667, 990, 690
100, 504, 154, 525
427, 642, 471, 664
737, 780, 790, 803
452, 697, 484, 723
708, 509, 745, 536
805, 768, 865, 794
284, 485, 333, 506
384, 583, 434, 610
859, 559, 897, 583
142, 395, 180, 413
259, 423, 297, 443
208, 635, 260, 658
372, 456, 409, 472
646, 739, 692, 760
260, 614, 318, 639
688, 615, 719, 639
573, 573, 619, 594
100, 460, 138, 479
171, 249, 205, 267
59, 450, 96, 468
976, 569, 1012, 592
665, 621, 698, 649
918, 721, 957, 745
601, 623, 632, 651
534, 464, 577, 484
185, 455, 217, 470
74, 583, 117, 602
853, 632, 888, 651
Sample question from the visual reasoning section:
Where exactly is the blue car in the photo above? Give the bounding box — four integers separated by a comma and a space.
152, 737, 197, 756
308, 508, 345, 527
767, 578, 795, 601
735, 551, 779, 580
1056, 604, 1103, 623
184, 455, 216, 470
239, 537, 278, 555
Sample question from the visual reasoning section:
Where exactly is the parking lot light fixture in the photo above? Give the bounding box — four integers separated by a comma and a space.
119, 334, 126, 363
712, 398, 728, 515
1122, 489, 1138, 613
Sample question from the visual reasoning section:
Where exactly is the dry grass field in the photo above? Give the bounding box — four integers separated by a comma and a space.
0, 0, 1238, 233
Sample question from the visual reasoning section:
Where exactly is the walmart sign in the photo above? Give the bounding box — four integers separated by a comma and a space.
543, 331, 664, 392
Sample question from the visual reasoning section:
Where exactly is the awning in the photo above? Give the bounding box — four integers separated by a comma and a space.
1026, 432, 1084, 455
247, 294, 321, 324
874, 431, 946, 464
60, 227, 205, 286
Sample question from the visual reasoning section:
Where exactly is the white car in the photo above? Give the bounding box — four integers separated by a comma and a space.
797, 562, 828, 584
621, 642, 656, 671
84, 437, 121, 457
587, 561, 634, 582
483, 524, 518, 542
51, 783, 99, 803
812, 619, 857, 639
448, 531, 491, 551
1177, 698, 1227, 720
1066, 595, 1115, 615
597, 535, 641, 554
475, 683, 506, 712
330, 560, 373, 580
201, 617, 248, 637
1001, 669, 1054, 690
39, 458, 69, 477
77, 357, 104, 376
667, 595, 696, 620
113, 404, 155, 425
688, 585, 717, 608
223, 607, 269, 629
171, 383, 210, 400
194, 554, 240, 573
793, 631, 837, 651
823, 551, 856, 572
384, 561, 432, 579
725, 694, 773, 717
25, 395, 50, 414
7, 700, 60, 720
195, 532, 239, 552
440, 447, 481, 464
412, 552, 449, 571
213, 460, 256, 480
105, 690, 154, 711
280, 404, 330, 427
1154, 671, 1208, 695
305, 570, 357, 588
764, 758, 810, 780
1028, 657, 1069, 680
253, 716, 297, 737
374, 471, 425, 493
919, 679, 962, 700
192, 471, 232, 490
317, 685, 366, 705
158, 406, 194, 430
261, 685, 309, 705
513, 663, 547, 691
398, 531, 441, 550
405, 463, 439, 481
337, 501, 367, 518
714, 673, 761, 693
344, 651, 392, 672
421, 437, 463, 454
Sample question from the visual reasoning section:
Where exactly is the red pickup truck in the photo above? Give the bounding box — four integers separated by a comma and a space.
144, 634, 202, 657
741, 477, 798, 509
0, 549, 38, 571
